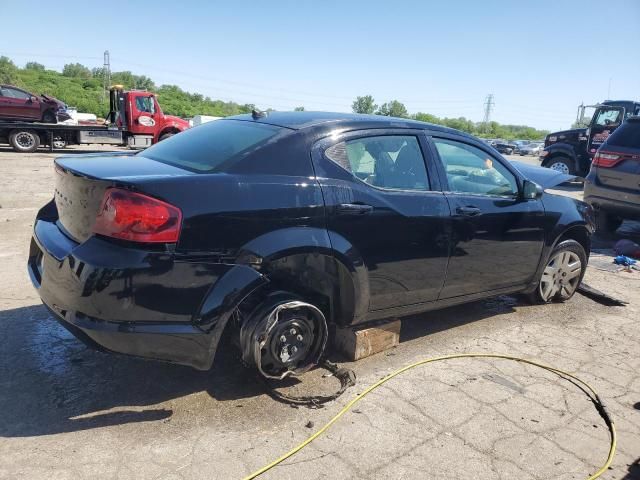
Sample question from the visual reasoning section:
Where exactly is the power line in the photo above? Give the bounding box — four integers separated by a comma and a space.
482, 94, 494, 132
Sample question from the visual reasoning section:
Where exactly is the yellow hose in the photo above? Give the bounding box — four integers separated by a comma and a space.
242, 353, 616, 480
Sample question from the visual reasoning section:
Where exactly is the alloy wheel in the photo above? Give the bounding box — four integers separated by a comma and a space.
539, 251, 582, 301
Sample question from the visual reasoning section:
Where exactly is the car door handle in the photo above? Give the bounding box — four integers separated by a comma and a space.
456, 205, 481, 216
337, 203, 373, 215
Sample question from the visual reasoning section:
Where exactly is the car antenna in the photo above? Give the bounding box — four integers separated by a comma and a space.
252, 108, 267, 119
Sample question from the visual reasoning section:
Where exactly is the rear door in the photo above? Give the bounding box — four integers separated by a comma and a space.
430, 135, 546, 298
312, 129, 450, 313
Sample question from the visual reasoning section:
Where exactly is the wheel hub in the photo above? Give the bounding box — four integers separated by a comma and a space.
17, 133, 34, 148
539, 251, 582, 301
549, 162, 570, 174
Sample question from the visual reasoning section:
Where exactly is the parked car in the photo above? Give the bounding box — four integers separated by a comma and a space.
494, 142, 517, 155
584, 116, 640, 233
520, 142, 543, 156
0, 85, 71, 123
28, 112, 594, 378
511, 140, 530, 154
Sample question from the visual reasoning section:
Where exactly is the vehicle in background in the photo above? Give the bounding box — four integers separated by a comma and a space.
584, 116, 640, 233
189, 115, 223, 127
28, 111, 594, 377
511, 140, 530, 154
494, 142, 517, 155
541, 100, 640, 175
0, 85, 71, 124
0, 85, 189, 153
520, 142, 543, 156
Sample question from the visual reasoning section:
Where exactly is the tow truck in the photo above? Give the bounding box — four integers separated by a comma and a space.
540, 100, 640, 175
0, 85, 189, 153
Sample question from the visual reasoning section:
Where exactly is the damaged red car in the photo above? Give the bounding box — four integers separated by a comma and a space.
0, 84, 71, 123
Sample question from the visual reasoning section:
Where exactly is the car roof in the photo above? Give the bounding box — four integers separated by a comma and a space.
226, 111, 475, 139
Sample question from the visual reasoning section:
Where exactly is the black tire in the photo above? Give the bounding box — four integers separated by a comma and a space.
9, 129, 40, 153
529, 239, 587, 304
42, 110, 57, 124
506, 148, 514, 155
595, 211, 623, 234
159, 132, 175, 142
545, 156, 575, 175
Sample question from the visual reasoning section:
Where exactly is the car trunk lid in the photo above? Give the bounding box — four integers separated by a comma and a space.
594, 147, 640, 191
53, 152, 193, 242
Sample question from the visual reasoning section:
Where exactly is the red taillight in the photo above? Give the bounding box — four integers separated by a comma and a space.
93, 188, 182, 243
592, 151, 623, 168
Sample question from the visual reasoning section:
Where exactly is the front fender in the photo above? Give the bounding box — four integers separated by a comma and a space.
542, 143, 577, 165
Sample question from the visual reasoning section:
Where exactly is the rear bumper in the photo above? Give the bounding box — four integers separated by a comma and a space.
28, 217, 266, 370
584, 181, 640, 220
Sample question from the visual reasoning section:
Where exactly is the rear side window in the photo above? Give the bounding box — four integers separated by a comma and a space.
141, 120, 282, 172
325, 135, 430, 191
605, 120, 640, 148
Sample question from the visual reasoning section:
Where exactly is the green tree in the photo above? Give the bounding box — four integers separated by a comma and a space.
25, 62, 45, 71
352, 95, 377, 114
63, 63, 92, 79
0, 56, 17, 84
294, 106, 305, 111
376, 100, 408, 118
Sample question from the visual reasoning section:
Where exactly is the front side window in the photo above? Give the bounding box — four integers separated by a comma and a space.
434, 139, 518, 197
1, 87, 30, 100
135, 96, 155, 114
594, 108, 622, 127
325, 135, 429, 191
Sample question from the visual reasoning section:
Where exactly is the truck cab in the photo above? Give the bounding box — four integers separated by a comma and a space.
541, 100, 640, 175
110, 88, 190, 148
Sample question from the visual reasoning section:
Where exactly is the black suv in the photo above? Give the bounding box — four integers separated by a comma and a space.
584, 116, 640, 233
28, 112, 594, 379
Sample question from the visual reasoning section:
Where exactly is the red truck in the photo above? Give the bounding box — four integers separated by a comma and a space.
0, 86, 189, 153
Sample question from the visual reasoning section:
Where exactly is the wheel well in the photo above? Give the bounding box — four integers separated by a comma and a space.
555, 226, 591, 259
160, 127, 180, 137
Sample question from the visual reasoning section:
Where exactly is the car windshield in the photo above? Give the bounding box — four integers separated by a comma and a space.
140, 119, 283, 172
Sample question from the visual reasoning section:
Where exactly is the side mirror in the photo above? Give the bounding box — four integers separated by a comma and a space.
522, 179, 543, 200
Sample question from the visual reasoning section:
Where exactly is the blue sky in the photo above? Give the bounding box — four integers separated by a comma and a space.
2, 0, 639, 130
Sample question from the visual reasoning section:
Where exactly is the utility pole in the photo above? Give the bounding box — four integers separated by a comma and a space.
102, 50, 111, 101
482, 94, 494, 133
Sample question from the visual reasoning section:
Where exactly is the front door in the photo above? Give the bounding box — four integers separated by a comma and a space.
129, 93, 157, 136
431, 136, 546, 298
588, 106, 624, 157
313, 130, 450, 313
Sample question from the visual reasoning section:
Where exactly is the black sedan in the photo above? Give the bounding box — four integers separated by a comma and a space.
29, 112, 594, 379
494, 142, 517, 155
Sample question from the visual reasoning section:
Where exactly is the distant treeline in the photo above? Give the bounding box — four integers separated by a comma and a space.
0, 57, 549, 140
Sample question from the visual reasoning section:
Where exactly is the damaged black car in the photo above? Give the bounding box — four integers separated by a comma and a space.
28, 112, 595, 378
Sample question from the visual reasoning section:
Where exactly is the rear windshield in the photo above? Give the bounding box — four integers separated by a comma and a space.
606, 120, 640, 148
140, 120, 282, 172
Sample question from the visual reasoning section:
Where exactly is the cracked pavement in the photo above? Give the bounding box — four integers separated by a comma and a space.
0, 148, 639, 479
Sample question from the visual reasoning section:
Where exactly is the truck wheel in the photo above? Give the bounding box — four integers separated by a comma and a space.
159, 133, 174, 142
529, 239, 586, 304
9, 129, 40, 153
42, 111, 57, 124
546, 156, 575, 175
595, 211, 622, 234
52, 136, 66, 149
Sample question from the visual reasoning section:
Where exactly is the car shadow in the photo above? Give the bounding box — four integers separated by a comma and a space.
0, 147, 128, 155
0, 304, 263, 438
592, 220, 640, 250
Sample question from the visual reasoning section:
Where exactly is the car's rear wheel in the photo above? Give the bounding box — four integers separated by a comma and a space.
595, 210, 623, 234
9, 129, 40, 153
52, 136, 67, 149
546, 156, 575, 175
239, 293, 328, 379
42, 110, 57, 124
531, 240, 586, 304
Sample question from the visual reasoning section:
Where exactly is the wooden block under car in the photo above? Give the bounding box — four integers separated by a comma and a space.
334, 319, 401, 361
